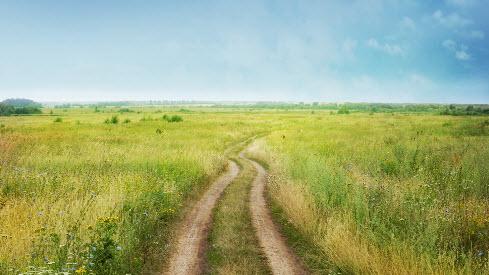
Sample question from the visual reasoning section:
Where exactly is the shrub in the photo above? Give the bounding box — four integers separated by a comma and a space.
118, 108, 133, 113
105, 116, 119, 124
53, 117, 63, 123
338, 106, 350, 114
162, 115, 183, 123
123, 119, 131, 124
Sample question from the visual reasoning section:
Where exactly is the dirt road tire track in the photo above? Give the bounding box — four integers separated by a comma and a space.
164, 160, 239, 275
242, 153, 308, 275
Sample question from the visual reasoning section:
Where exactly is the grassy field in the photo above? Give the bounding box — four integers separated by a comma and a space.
0, 107, 273, 274
1, 107, 489, 274
250, 113, 489, 274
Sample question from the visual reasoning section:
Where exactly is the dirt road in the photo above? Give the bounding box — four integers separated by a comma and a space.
242, 153, 308, 275
164, 160, 239, 275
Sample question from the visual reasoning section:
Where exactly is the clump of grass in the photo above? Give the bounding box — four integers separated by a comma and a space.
123, 118, 131, 124
118, 108, 134, 113
104, 115, 119, 124
140, 116, 153, 122
53, 117, 63, 123
162, 115, 183, 123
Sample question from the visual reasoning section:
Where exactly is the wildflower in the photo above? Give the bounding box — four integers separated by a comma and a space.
116, 245, 122, 251
75, 266, 87, 274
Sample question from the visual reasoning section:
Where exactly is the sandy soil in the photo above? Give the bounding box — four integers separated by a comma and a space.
243, 153, 308, 275
163, 161, 240, 275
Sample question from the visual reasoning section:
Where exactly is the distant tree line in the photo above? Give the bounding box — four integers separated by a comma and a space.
440, 104, 489, 116
0, 98, 42, 116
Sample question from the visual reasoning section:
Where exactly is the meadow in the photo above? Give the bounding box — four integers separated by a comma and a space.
1, 106, 489, 274
251, 113, 489, 274
0, 106, 273, 274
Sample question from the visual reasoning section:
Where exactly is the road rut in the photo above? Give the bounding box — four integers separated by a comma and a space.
242, 153, 308, 275
164, 161, 239, 275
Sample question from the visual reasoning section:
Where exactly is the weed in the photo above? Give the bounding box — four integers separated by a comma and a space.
53, 117, 63, 123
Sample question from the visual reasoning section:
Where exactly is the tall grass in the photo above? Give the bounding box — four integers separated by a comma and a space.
0, 108, 273, 274
254, 114, 489, 274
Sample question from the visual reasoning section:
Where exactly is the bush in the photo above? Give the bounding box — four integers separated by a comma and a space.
162, 115, 183, 123
118, 108, 134, 113
53, 117, 63, 123
105, 116, 119, 124
338, 106, 350, 114
123, 119, 131, 124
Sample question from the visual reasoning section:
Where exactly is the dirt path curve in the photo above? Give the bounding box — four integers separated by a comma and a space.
241, 152, 308, 275
164, 161, 239, 275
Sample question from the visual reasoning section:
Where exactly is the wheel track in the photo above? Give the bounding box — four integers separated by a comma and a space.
164, 160, 239, 275
241, 152, 308, 275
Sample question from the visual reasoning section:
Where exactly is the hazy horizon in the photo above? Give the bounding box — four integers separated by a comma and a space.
1, 1, 488, 103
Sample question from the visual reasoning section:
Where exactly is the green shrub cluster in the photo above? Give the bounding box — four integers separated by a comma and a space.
162, 114, 183, 122
104, 115, 119, 124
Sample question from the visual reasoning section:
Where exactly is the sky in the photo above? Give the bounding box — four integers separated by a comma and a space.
0, 0, 488, 103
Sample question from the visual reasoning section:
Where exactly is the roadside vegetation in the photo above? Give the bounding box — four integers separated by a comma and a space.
0, 107, 271, 274
1, 103, 489, 274
207, 156, 269, 274
250, 114, 489, 274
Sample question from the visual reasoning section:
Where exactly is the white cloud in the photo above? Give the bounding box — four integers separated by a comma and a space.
442, 39, 471, 61
366, 38, 405, 56
445, 0, 477, 7
455, 50, 471, 60
432, 10, 472, 28
400, 16, 416, 30
342, 38, 357, 59
442, 39, 457, 51
468, 30, 485, 39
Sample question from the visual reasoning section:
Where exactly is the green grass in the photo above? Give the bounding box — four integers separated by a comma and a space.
257, 113, 489, 274
268, 190, 338, 274
1, 108, 489, 274
0, 107, 275, 274
207, 158, 269, 274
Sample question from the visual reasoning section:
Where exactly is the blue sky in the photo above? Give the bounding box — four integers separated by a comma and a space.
0, 0, 488, 103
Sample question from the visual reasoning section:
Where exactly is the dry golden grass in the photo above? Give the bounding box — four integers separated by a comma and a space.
251, 138, 488, 275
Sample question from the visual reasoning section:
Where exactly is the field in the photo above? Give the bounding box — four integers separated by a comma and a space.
1, 106, 489, 274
